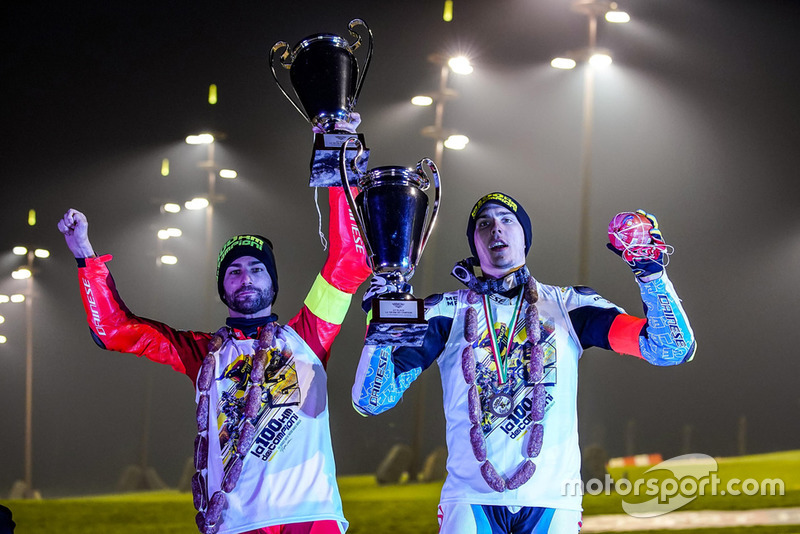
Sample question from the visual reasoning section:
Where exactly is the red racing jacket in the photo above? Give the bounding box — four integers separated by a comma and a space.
76, 187, 370, 384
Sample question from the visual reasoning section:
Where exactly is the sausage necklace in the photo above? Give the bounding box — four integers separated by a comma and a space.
191, 322, 287, 534
462, 276, 545, 492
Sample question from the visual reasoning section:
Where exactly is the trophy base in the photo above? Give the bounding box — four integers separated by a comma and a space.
310, 132, 369, 187
365, 295, 427, 347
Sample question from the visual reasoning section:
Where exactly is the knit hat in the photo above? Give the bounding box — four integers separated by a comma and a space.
466, 192, 532, 258
216, 234, 279, 305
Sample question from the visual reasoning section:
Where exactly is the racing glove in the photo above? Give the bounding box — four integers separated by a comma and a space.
361, 273, 413, 314
607, 210, 673, 279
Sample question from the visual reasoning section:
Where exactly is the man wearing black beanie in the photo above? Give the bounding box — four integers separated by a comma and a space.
216, 234, 279, 315
59, 183, 370, 533
352, 191, 696, 533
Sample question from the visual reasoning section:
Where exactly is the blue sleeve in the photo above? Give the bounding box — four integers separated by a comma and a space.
636, 272, 696, 365
351, 293, 453, 416
393, 313, 452, 374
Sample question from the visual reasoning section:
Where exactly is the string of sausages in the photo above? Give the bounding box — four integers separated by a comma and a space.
462, 277, 545, 492
192, 323, 287, 534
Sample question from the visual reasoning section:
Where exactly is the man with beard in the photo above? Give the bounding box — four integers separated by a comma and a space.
58, 185, 370, 533
351, 192, 695, 533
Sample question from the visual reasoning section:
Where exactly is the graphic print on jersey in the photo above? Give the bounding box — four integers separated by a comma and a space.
472, 303, 557, 442
216, 350, 301, 466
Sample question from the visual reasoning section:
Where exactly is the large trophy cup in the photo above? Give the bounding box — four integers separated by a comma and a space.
339, 138, 441, 346
270, 19, 373, 187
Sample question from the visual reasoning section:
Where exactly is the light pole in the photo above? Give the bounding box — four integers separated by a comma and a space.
0, 293, 26, 382
411, 53, 472, 300
9, 245, 50, 499
185, 133, 219, 275
413, 54, 473, 165
118, 231, 181, 491
185, 134, 218, 273
116, 181, 187, 492
183, 132, 237, 324
159, 133, 237, 324
551, 0, 629, 284
406, 53, 472, 481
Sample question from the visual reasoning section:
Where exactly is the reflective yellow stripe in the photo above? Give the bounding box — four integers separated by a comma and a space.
304, 274, 352, 325
352, 401, 370, 417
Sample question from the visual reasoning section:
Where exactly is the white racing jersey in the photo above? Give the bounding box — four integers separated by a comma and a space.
352, 272, 695, 510
199, 326, 345, 533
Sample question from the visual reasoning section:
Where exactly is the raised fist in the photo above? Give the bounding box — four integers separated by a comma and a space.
57, 209, 95, 258
607, 210, 673, 278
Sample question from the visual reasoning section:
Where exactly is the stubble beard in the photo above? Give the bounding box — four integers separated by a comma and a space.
225, 286, 273, 315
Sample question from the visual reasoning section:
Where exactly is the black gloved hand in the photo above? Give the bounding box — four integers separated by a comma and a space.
361, 274, 413, 314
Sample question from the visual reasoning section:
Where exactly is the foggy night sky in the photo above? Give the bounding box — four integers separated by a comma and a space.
1, 0, 799, 497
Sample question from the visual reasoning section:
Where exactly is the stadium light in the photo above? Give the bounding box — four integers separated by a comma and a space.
605, 10, 630, 23
589, 53, 612, 67
448, 56, 473, 75
185, 133, 215, 145
444, 134, 470, 150
11, 268, 31, 280
185, 197, 210, 210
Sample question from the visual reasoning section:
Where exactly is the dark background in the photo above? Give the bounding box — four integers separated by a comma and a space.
1, 0, 798, 497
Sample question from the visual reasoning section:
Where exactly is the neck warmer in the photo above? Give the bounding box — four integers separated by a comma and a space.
225, 314, 279, 339
451, 257, 530, 295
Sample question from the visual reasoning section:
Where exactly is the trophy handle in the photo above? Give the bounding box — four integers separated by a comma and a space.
269, 41, 310, 122
339, 137, 375, 261
416, 158, 442, 260
347, 19, 374, 105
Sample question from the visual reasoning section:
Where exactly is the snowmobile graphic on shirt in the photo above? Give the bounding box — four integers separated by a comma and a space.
216, 350, 300, 465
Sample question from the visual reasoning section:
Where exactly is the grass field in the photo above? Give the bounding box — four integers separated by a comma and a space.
3, 450, 799, 533
591, 450, 800, 515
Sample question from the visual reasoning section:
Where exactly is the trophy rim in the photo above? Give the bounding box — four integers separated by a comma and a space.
373, 265, 416, 278
294, 34, 351, 55
362, 166, 430, 189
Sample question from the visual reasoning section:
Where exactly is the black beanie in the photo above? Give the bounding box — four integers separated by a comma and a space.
216, 234, 279, 305
466, 192, 532, 258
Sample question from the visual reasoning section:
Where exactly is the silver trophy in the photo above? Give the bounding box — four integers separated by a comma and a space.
270, 19, 373, 187
339, 138, 441, 346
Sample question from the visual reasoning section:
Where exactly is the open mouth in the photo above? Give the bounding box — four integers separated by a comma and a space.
489, 240, 507, 250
